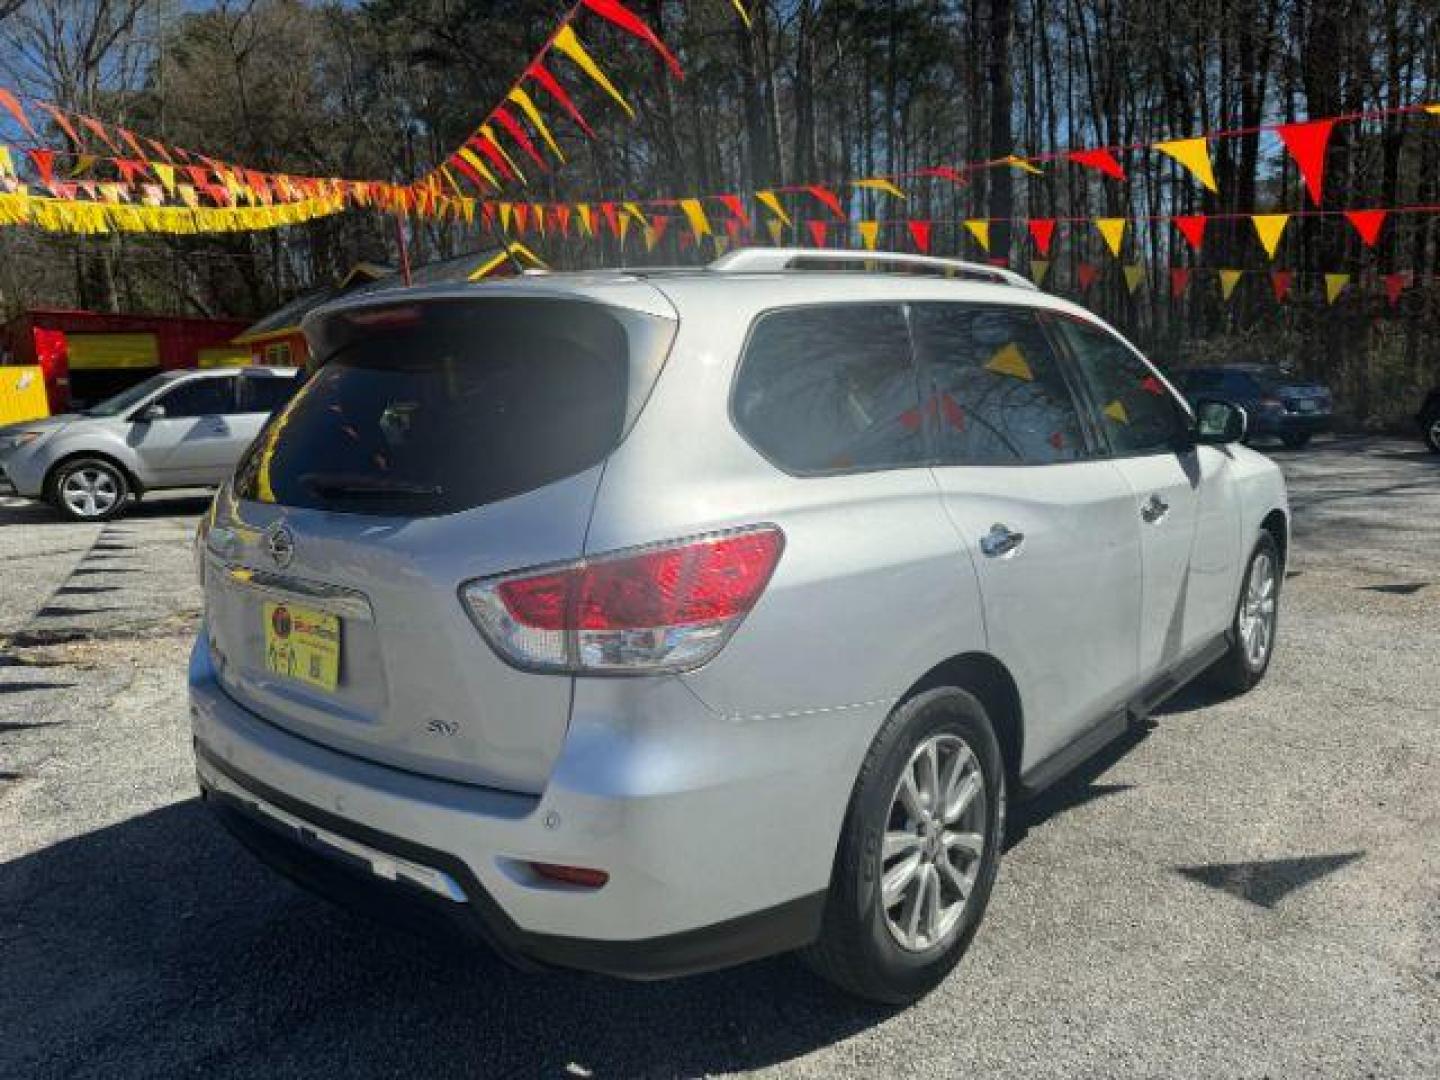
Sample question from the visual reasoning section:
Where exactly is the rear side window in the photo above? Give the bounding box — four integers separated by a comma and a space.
1054, 317, 1188, 456
239, 374, 296, 414
911, 304, 1090, 465
234, 300, 641, 516
732, 305, 922, 473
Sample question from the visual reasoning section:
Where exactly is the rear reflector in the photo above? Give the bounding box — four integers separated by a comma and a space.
528, 862, 610, 889
461, 525, 784, 674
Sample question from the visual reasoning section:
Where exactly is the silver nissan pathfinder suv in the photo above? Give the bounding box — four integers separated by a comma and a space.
191, 249, 1288, 1004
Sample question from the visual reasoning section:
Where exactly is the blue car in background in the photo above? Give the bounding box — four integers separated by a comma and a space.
1173, 363, 1334, 449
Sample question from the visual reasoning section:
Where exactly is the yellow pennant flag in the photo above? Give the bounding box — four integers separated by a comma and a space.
616, 210, 631, 244
1002, 154, 1043, 174
479, 125, 526, 185
1104, 400, 1130, 424
1154, 137, 1219, 193
728, 0, 752, 28
985, 343, 1033, 381
713, 235, 730, 256
1096, 218, 1126, 257
457, 147, 499, 190
964, 220, 992, 253
755, 190, 791, 226
177, 183, 198, 208
1251, 214, 1289, 260
553, 24, 634, 118
531, 203, 546, 236
1325, 273, 1350, 304
623, 201, 648, 228
507, 86, 565, 163
1030, 259, 1050, 286
1426, 104, 1440, 117
1219, 269, 1243, 301
498, 201, 513, 233
643, 224, 660, 252
858, 220, 880, 250
1123, 264, 1145, 293
679, 197, 711, 239
765, 218, 785, 245
153, 162, 176, 193
0, 146, 13, 177
852, 177, 906, 200
576, 203, 594, 236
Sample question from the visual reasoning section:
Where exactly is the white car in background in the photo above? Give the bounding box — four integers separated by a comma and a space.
0, 366, 296, 521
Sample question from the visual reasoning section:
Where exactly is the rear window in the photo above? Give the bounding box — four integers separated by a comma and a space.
234, 299, 652, 516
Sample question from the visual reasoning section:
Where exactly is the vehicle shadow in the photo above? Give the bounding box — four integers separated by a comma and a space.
1006, 720, 1150, 852
0, 798, 892, 1079
0, 493, 211, 527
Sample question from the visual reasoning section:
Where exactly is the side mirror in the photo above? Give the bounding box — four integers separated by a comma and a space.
137, 403, 166, 423
1194, 398, 1247, 445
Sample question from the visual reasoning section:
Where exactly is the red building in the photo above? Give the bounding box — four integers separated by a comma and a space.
1, 309, 250, 414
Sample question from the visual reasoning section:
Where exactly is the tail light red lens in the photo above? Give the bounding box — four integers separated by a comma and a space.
462, 526, 784, 674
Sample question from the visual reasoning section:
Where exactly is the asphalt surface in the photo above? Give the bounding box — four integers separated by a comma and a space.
1, 439, 1437, 1079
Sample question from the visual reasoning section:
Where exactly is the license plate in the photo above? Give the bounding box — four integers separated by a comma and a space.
263, 601, 340, 691
1299, 399, 1319, 413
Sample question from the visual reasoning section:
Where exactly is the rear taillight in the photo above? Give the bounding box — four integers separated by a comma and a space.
1260, 396, 1284, 412
461, 526, 784, 674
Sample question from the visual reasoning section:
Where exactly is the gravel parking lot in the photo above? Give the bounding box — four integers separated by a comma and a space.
2, 437, 1437, 1079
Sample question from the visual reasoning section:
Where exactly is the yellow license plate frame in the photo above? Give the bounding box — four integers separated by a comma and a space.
263, 600, 340, 692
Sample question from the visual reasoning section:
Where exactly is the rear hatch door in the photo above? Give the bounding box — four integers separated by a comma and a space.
202, 290, 675, 793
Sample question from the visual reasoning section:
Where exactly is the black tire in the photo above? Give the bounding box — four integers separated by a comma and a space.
1280, 432, 1311, 449
46, 456, 131, 522
802, 687, 1006, 1005
1206, 531, 1281, 695
1423, 412, 1440, 454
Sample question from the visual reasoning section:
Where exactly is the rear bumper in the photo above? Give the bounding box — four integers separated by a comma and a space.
188, 632, 846, 979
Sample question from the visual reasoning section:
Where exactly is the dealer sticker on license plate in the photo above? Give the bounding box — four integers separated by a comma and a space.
263, 601, 340, 692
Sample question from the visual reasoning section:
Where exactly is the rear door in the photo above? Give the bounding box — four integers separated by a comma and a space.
1051, 316, 1240, 675
913, 303, 1142, 767
203, 295, 676, 793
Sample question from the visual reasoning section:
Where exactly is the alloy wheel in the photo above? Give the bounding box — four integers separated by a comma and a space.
880, 733, 987, 953
1238, 551, 1277, 670
61, 467, 121, 519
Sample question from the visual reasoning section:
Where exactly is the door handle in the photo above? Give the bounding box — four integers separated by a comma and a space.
1141, 494, 1170, 523
980, 523, 1025, 558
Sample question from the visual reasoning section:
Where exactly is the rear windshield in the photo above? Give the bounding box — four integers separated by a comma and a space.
234, 299, 645, 516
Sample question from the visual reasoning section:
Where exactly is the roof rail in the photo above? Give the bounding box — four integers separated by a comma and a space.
708, 247, 1037, 290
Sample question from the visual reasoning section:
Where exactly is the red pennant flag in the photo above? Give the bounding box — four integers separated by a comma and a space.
806, 185, 846, 220
527, 64, 596, 138
581, 0, 684, 79
0, 88, 34, 135
1276, 119, 1335, 207
650, 214, 670, 247
907, 219, 932, 253
1383, 272, 1410, 307
554, 204, 572, 236
1077, 262, 1101, 291
1027, 218, 1056, 256
1343, 209, 1387, 248
807, 219, 829, 247
1173, 215, 1207, 252
1170, 268, 1191, 298
493, 106, 548, 171
1270, 271, 1294, 301
38, 104, 83, 148
918, 166, 967, 184
724, 216, 744, 240
117, 127, 149, 162
512, 203, 530, 234
26, 149, 55, 187
449, 154, 488, 192
678, 229, 695, 251
468, 135, 517, 182
147, 137, 175, 163
1067, 148, 1126, 180
600, 202, 620, 236
717, 193, 750, 226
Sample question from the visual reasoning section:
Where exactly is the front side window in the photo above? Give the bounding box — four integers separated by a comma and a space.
239, 374, 296, 414
732, 305, 923, 473
910, 304, 1090, 465
155, 376, 238, 418
1054, 317, 1188, 456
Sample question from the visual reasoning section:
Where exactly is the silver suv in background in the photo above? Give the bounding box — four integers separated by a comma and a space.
0, 366, 296, 521
190, 250, 1288, 1004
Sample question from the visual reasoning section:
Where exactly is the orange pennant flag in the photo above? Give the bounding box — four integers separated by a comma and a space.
1154, 137, 1218, 193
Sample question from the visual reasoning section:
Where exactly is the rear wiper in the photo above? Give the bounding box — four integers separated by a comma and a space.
299, 473, 443, 499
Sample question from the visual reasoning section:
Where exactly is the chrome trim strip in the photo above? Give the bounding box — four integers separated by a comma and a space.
212, 555, 374, 621
197, 755, 467, 903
